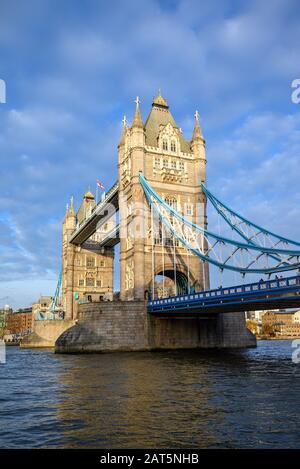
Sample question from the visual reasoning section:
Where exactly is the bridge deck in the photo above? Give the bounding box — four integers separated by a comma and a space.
148, 275, 300, 317
98, 225, 120, 248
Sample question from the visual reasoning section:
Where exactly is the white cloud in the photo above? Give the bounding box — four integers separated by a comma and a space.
1, 0, 300, 306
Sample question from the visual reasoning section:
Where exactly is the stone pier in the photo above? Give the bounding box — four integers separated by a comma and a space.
21, 319, 75, 348
55, 301, 256, 353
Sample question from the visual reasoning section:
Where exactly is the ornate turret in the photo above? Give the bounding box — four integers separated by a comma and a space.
119, 115, 128, 147
75, 189, 96, 224
192, 110, 204, 143
152, 91, 169, 109
143, 91, 191, 152
131, 96, 143, 128
64, 196, 76, 226
84, 190, 94, 201
69, 196, 75, 215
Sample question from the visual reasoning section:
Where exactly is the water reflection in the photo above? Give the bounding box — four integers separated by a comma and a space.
1, 342, 300, 448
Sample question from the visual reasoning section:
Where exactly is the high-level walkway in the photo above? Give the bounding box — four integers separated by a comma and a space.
69, 182, 119, 245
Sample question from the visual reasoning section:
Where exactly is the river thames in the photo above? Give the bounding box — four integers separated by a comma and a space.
1, 341, 300, 448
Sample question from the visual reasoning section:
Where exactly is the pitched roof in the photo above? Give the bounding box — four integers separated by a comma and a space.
144, 94, 191, 153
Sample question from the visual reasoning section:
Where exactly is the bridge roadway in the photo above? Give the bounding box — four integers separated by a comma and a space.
69, 181, 119, 245
148, 275, 300, 317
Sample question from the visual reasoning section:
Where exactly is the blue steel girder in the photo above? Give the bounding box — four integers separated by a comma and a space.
49, 270, 62, 312
201, 183, 300, 250
139, 173, 300, 274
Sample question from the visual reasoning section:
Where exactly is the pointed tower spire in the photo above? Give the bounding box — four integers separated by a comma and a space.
132, 96, 143, 128
69, 196, 74, 214
119, 115, 127, 146
192, 110, 203, 141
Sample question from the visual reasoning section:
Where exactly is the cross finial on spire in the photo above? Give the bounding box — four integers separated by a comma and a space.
122, 115, 127, 128
192, 110, 203, 141
132, 96, 143, 128
158, 87, 161, 96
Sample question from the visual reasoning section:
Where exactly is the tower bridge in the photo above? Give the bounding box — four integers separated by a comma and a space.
26, 92, 300, 352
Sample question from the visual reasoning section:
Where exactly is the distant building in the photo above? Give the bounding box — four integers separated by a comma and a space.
262, 310, 300, 337
32, 296, 53, 320
155, 277, 176, 298
246, 310, 276, 324
6, 308, 33, 336
0, 305, 12, 334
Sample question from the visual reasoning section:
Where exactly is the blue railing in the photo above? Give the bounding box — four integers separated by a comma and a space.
148, 275, 300, 312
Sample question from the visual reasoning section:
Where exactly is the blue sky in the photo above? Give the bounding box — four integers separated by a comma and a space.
0, 0, 300, 308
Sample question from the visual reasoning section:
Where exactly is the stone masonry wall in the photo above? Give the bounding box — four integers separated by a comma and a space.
21, 319, 75, 348
55, 301, 256, 353
55, 301, 149, 353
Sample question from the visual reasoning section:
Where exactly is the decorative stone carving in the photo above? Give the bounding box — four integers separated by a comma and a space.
125, 259, 134, 290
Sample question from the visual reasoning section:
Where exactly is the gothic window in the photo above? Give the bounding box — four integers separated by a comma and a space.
86, 278, 95, 287
96, 280, 102, 287
165, 196, 177, 210
171, 140, 176, 152
86, 257, 95, 268
185, 203, 193, 216
171, 160, 176, 169
179, 161, 184, 171
163, 158, 168, 168
154, 157, 160, 168
162, 139, 168, 151
99, 260, 105, 267
78, 279, 84, 286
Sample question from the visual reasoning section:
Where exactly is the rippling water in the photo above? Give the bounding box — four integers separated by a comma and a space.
1, 341, 300, 448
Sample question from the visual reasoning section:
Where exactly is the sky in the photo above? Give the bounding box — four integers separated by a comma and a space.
0, 0, 300, 309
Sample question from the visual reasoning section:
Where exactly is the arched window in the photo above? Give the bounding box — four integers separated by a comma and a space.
162, 139, 168, 151
171, 140, 176, 152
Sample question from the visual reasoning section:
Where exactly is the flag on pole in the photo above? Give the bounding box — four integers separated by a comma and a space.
96, 179, 104, 189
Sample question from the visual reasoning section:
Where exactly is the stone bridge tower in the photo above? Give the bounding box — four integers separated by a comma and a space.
118, 93, 209, 301
62, 193, 114, 319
